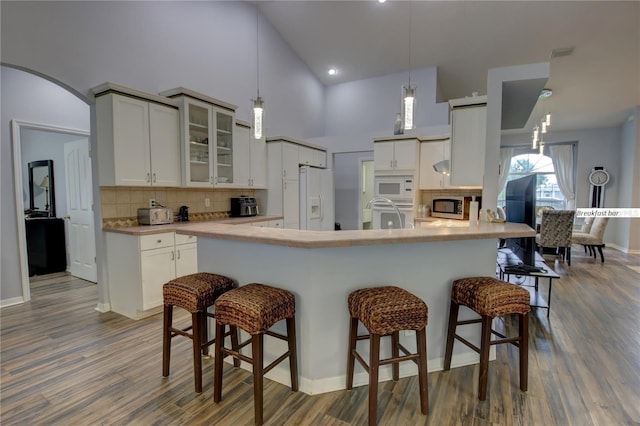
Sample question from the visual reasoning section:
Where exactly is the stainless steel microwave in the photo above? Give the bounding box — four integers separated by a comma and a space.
432, 196, 480, 220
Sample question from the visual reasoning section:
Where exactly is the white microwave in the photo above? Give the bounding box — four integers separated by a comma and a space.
374, 176, 415, 201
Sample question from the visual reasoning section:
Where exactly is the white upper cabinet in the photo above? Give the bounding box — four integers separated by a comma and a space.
233, 121, 267, 188
299, 145, 326, 168
374, 138, 419, 172
419, 138, 451, 189
95, 91, 180, 187
449, 97, 487, 187
158, 88, 238, 188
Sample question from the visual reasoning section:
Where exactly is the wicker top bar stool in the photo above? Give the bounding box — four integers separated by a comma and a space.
162, 272, 237, 393
443, 276, 530, 401
347, 286, 429, 426
213, 283, 298, 426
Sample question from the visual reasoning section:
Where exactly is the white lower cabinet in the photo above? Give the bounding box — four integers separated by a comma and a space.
251, 219, 284, 228
106, 232, 198, 319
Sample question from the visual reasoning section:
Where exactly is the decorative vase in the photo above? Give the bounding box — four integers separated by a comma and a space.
393, 113, 403, 135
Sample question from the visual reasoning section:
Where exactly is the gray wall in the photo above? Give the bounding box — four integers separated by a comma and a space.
333, 152, 373, 231
1, 67, 90, 303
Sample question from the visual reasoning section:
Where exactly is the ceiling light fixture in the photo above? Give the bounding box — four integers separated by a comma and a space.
531, 88, 552, 152
401, 2, 416, 131
378, 0, 387, 3
328, 68, 337, 76
252, 6, 264, 140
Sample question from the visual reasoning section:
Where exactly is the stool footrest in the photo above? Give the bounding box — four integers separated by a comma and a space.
265, 330, 288, 341
454, 334, 481, 354
220, 347, 253, 365
264, 351, 291, 375
352, 349, 370, 373
379, 352, 420, 366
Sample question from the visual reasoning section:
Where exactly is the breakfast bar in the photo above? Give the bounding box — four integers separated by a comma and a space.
176, 221, 534, 395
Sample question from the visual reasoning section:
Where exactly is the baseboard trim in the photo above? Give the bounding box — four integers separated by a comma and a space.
0, 296, 26, 308
94, 302, 111, 313
607, 243, 640, 254
223, 349, 492, 396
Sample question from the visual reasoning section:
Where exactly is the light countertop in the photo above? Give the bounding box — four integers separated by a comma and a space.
176, 221, 534, 249
102, 215, 283, 235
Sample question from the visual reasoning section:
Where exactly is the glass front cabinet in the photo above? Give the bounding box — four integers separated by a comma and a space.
173, 94, 237, 187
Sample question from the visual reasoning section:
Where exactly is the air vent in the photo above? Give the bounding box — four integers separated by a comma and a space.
551, 46, 575, 58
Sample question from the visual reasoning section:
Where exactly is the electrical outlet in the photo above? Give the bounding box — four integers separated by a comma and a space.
205, 198, 210, 208
149, 199, 156, 208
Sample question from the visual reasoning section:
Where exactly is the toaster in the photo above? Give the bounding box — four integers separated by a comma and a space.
137, 207, 174, 225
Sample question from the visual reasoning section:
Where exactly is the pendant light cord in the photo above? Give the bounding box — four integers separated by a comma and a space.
256, 5, 260, 98
408, 1, 412, 86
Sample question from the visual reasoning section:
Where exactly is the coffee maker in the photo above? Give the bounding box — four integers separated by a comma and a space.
178, 205, 189, 222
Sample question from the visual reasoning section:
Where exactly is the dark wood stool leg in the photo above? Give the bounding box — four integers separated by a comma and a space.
192, 311, 203, 393
287, 316, 299, 391
597, 245, 605, 262
202, 310, 210, 357
253, 333, 264, 426
416, 326, 429, 415
443, 300, 459, 370
230, 325, 241, 367
519, 312, 529, 392
162, 304, 172, 377
478, 315, 492, 401
567, 246, 571, 266
346, 317, 358, 390
213, 321, 225, 403
368, 334, 380, 426
392, 330, 400, 381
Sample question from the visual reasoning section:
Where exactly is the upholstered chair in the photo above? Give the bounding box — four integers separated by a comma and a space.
535, 210, 575, 265
572, 217, 610, 262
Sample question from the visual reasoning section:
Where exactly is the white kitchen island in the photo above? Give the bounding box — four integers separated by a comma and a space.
176, 221, 534, 395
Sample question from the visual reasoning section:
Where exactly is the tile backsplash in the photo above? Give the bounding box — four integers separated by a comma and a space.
100, 186, 256, 220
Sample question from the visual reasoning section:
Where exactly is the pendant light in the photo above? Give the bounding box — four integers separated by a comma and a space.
401, 2, 416, 130
252, 6, 264, 140
531, 88, 552, 150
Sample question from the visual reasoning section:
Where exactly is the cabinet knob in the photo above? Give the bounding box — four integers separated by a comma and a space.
153, 173, 157, 183
177, 249, 181, 259
146, 172, 151, 183
63, 215, 71, 219
157, 239, 162, 243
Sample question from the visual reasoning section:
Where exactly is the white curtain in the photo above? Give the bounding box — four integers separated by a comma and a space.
549, 144, 576, 209
497, 147, 514, 197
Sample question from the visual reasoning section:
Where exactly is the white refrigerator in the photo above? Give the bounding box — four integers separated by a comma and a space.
299, 166, 335, 231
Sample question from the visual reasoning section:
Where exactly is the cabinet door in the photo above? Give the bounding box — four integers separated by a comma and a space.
149, 103, 181, 187
140, 246, 175, 311
299, 146, 314, 166
374, 142, 395, 171
251, 136, 267, 188
393, 140, 418, 170
313, 149, 327, 168
282, 143, 299, 180
283, 179, 299, 229
214, 109, 234, 186
185, 100, 214, 187
112, 95, 151, 186
233, 124, 251, 187
420, 141, 445, 189
270, 219, 284, 228
175, 243, 198, 278
450, 105, 486, 187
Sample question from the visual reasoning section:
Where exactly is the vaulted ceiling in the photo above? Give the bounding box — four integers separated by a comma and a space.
259, 1, 640, 133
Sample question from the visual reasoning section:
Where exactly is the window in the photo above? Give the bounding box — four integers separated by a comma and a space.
497, 153, 566, 210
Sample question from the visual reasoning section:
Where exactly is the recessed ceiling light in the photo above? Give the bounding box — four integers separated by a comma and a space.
378, 0, 387, 3
328, 68, 337, 76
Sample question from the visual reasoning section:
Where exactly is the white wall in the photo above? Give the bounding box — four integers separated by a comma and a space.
1, 67, 91, 303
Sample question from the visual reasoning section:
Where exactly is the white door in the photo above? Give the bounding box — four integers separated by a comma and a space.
149, 103, 180, 187
393, 140, 418, 170
64, 139, 97, 282
175, 243, 198, 277
140, 246, 175, 311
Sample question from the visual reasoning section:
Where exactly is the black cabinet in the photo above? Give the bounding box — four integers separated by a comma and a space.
25, 218, 67, 276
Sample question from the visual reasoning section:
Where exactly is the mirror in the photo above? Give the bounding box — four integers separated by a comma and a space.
28, 160, 55, 217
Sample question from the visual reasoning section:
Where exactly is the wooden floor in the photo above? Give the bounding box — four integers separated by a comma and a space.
2, 248, 639, 425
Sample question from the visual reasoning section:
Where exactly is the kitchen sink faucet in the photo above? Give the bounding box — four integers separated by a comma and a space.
366, 196, 404, 229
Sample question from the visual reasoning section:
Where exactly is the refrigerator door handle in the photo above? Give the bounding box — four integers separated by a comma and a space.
319, 193, 324, 221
